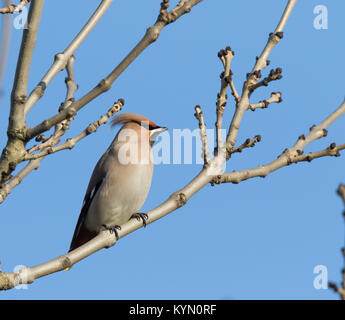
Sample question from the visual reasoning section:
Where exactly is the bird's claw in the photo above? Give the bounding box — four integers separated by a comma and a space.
131, 212, 148, 227
102, 224, 121, 240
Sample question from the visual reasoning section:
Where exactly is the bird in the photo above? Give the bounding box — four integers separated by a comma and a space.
68, 113, 167, 252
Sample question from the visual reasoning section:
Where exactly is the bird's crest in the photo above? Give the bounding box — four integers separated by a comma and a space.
111, 113, 158, 129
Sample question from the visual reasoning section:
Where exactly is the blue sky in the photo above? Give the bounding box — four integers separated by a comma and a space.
0, 0, 344, 300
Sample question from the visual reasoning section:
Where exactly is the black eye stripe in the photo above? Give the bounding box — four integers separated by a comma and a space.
149, 125, 160, 130
135, 121, 159, 130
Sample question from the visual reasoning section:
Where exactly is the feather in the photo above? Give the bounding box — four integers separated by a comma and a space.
111, 113, 158, 129
69, 174, 105, 252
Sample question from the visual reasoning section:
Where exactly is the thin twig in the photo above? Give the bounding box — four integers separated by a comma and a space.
0, 159, 41, 203
213, 100, 345, 185
0, 0, 31, 14
28, 55, 79, 155
24, 99, 124, 161
292, 143, 344, 163
0, 55, 80, 203
215, 46, 234, 155
64, 55, 78, 104
225, 0, 297, 156
229, 135, 262, 156
249, 92, 282, 111
228, 74, 240, 103
248, 68, 283, 93
10, 0, 44, 128
194, 105, 210, 166
0, 0, 44, 184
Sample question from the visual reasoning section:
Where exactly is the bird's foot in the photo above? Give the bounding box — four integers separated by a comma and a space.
102, 224, 121, 240
131, 212, 148, 227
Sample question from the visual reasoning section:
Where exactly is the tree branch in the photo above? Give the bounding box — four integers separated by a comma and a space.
0, 55, 80, 203
194, 105, 210, 166
0, 0, 44, 184
229, 135, 262, 156
27, 55, 79, 155
0, 0, 31, 14
248, 68, 283, 93
23, 0, 114, 116
213, 100, 345, 185
25, 0, 204, 140
10, 0, 44, 129
0, 158, 41, 203
225, 0, 297, 155
24, 99, 124, 161
249, 92, 282, 111
0, 157, 216, 290
64, 55, 78, 104
328, 184, 345, 300
215, 46, 234, 155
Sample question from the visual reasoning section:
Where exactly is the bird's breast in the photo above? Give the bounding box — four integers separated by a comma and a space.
85, 162, 153, 232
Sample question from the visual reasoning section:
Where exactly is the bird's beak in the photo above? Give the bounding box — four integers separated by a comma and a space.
150, 127, 168, 145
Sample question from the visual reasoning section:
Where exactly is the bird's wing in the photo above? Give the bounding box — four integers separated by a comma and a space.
68, 148, 110, 252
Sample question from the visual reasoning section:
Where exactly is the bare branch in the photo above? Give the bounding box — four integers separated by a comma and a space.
229, 135, 262, 156
64, 55, 78, 104
28, 55, 79, 155
248, 68, 283, 93
194, 105, 210, 166
225, 0, 297, 155
0, 0, 44, 184
0, 153, 215, 290
253, 0, 297, 73
10, 0, 44, 128
24, 0, 114, 116
25, 0, 204, 140
292, 142, 344, 163
0, 54, 80, 203
249, 92, 282, 111
228, 74, 240, 104
0, 230, 117, 290
213, 100, 345, 185
0, 158, 41, 203
0, 0, 31, 14
215, 46, 234, 155
24, 99, 124, 161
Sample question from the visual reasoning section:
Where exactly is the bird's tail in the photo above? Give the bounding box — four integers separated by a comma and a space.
68, 226, 97, 253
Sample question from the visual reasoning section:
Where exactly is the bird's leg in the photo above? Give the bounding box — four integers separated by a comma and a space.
130, 212, 148, 227
102, 224, 121, 240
